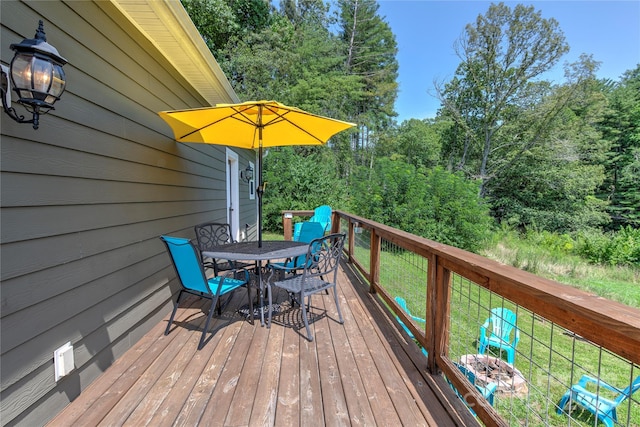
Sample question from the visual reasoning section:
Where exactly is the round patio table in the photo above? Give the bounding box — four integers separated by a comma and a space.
203, 241, 308, 325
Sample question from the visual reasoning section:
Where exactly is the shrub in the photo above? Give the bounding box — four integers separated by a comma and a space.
575, 226, 640, 267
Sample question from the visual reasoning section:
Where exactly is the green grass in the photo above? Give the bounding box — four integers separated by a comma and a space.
481, 231, 640, 309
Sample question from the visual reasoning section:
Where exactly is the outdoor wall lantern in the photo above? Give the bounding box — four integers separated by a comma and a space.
1, 20, 67, 130
241, 164, 254, 183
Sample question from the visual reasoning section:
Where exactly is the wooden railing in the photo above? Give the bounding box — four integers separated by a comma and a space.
283, 209, 640, 426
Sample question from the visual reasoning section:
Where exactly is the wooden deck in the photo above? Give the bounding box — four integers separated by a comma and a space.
48, 261, 474, 426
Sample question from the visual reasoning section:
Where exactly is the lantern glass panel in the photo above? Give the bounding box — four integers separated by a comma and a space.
50, 65, 66, 98
30, 57, 53, 95
10, 54, 34, 99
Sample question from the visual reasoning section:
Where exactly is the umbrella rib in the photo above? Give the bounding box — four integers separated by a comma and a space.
261, 108, 326, 144
178, 109, 260, 142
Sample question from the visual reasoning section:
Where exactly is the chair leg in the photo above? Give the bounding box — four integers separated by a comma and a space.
301, 293, 313, 341
332, 285, 344, 324
246, 283, 254, 325
198, 295, 218, 350
165, 290, 184, 335
267, 283, 273, 329
478, 339, 487, 355
556, 390, 572, 414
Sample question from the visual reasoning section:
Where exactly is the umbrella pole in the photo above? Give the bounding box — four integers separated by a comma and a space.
258, 144, 263, 247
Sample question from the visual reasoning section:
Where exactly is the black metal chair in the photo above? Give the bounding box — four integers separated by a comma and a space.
160, 235, 253, 349
267, 233, 345, 341
194, 222, 253, 275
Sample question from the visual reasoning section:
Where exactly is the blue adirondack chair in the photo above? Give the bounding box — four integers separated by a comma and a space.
448, 362, 498, 415
160, 235, 252, 350
557, 375, 640, 427
394, 296, 427, 356
478, 308, 520, 364
293, 205, 332, 240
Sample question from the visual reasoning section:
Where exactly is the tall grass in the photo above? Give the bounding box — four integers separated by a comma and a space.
482, 228, 640, 309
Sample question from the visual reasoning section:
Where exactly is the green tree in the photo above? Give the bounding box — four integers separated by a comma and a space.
350, 157, 492, 251
181, 0, 271, 59
377, 119, 443, 170
337, 0, 398, 158
599, 65, 640, 228
262, 146, 347, 232
488, 57, 611, 233
437, 2, 570, 196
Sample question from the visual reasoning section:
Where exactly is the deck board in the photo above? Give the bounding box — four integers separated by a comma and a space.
48, 262, 473, 427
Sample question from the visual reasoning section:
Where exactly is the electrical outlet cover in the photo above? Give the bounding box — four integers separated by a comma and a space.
54, 342, 74, 382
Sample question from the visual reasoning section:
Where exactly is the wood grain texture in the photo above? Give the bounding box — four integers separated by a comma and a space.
48, 264, 469, 426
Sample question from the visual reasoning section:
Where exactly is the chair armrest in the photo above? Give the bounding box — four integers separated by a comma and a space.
411, 314, 427, 325
479, 323, 489, 338
577, 375, 623, 394
481, 381, 498, 396
268, 262, 291, 271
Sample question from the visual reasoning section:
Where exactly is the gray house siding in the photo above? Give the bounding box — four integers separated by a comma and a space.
0, 1, 254, 425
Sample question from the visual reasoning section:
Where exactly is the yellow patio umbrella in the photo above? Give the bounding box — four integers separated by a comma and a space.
158, 100, 356, 246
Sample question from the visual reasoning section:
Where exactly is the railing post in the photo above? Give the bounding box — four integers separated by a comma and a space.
429, 255, 451, 374
369, 228, 380, 294
330, 211, 338, 234
283, 212, 293, 241
348, 219, 355, 264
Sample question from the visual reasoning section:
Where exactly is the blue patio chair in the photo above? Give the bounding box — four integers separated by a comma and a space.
394, 296, 427, 356
556, 375, 640, 427
293, 205, 332, 240
160, 235, 252, 350
478, 308, 520, 364
271, 222, 326, 274
447, 362, 498, 414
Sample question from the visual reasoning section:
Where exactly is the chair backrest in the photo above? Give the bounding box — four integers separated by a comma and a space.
309, 205, 332, 232
295, 221, 325, 243
160, 235, 211, 295
301, 233, 345, 282
489, 308, 517, 342
617, 376, 640, 404
194, 222, 234, 251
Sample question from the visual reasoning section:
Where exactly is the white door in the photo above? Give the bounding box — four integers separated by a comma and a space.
226, 149, 240, 241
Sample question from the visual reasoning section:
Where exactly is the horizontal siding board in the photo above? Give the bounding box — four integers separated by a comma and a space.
0, 171, 224, 207
0, 284, 173, 424
1, 239, 164, 317
1, 216, 200, 280
1, 272, 172, 394
1, 252, 171, 357
0, 139, 221, 187
0, 199, 227, 243
0, 135, 232, 193
28, 0, 201, 114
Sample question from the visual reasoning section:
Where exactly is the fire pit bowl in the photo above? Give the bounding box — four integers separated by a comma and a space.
460, 354, 528, 396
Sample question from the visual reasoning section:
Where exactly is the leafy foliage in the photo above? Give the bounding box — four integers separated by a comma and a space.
351, 158, 492, 251
599, 65, 640, 228
575, 226, 640, 267
261, 147, 346, 233
182, 0, 639, 265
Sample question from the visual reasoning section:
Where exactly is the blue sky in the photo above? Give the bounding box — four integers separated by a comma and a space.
376, 1, 640, 123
